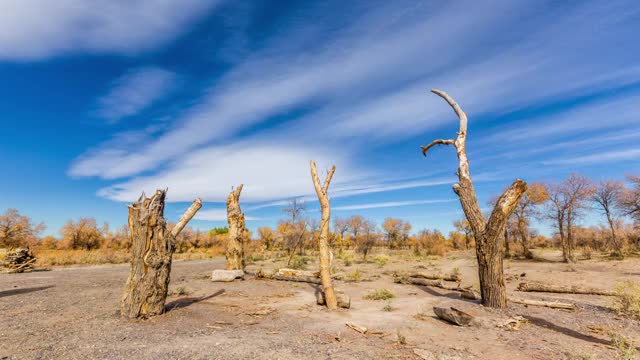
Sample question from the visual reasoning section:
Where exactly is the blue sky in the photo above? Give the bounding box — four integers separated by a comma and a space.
0, 0, 639, 237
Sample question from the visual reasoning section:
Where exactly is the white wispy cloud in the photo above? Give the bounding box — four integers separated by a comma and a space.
0, 0, 221, 60
95, 67, 175, 123
542, 148, 640, 166
69, 0, 640, 205
96, 141, 368, 203
333, 199, 456, 211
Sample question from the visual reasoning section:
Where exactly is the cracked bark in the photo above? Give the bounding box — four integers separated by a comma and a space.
121, 190, 202, 318
422, 89, 527, 308
226, 185, 246, 270
310, 160, 338, 310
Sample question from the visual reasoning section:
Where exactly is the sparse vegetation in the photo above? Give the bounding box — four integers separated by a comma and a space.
613, 281, 640, 318
346, 269, 363, 282
364, 288, 394, 300
382, 300, 396, 312
609, 331, 637, 360
373, 254, 390, 268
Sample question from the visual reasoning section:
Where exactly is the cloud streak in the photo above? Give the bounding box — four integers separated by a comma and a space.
67, 0, 640, 208
333, 199, 456, 211
95, 67, 175, 124
0, 0, 221, 60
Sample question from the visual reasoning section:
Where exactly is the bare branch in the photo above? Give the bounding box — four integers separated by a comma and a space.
421, 139, 455, 156
323, 166, 336, 193
431, 89, 468, 137
171, 198, 203, 238
486, 179, 527, 236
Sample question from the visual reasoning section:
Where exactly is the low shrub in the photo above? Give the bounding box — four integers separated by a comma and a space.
364, 288, 395, 300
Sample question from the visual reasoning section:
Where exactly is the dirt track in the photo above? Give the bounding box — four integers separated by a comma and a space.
1, 251, 639, 359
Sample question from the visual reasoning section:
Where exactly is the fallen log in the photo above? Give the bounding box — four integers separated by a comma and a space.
211, 269, 245, 282
278, 268, 319, 277
315, 291, 351, 309
395, 276, 480, 300
509, 297, 575, 310
345, 322, 367, 334
255, 270, 322, 284
517, 281, 616, 296
410, 271, 462, 283
433, 307, 474, 326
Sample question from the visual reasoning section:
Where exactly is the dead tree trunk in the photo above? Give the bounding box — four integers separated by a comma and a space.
226, 184, 245, 270
310, 160, 338, 310
421, 89, 527, 308
504, 227, 511, 259
121, 190, 202, 318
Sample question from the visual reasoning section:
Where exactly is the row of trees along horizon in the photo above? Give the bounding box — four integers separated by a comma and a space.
1, 173, 639, 262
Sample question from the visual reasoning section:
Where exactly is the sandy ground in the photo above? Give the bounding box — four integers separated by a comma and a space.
1, 250, 639, 359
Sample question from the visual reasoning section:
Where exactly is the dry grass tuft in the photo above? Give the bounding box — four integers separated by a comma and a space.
612, 281, 640, 318
364, 288, 395, 300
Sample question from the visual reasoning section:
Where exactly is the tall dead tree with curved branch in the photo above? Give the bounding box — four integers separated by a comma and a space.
121, 190, 202, 318
421, 89, 527, 308
310, 160, 338, 310
226, 184, 245, 270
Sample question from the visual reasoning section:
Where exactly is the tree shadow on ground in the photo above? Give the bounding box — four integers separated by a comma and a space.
0, 285, 54, 298
165, 289, 225, 312
415, 285, 479, 303
523, 315, 621, 348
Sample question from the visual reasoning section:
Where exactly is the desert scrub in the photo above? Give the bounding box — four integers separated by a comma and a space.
612, 281, 640, 318
169, 287, 190, 296
609, 331, 637, 360
396, 330, 407, 345
346, 269, 363, 282
364, 288, 394, 300
382, 300, 396, 312
290, 255, 312, 270
35, 249, 130, 266
373, 254, 390, 268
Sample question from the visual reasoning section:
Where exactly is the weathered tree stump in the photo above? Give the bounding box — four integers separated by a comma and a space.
315, 290, 351, 309
120, 190, 201, 319
226, 185, 245, 270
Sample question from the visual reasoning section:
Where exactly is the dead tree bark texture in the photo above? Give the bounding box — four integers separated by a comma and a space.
421, 89, 527, 308
310, 160, 338, 310
226, 184, 245, 270
121, 190, 202, 318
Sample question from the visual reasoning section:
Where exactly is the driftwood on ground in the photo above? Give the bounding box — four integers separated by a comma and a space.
255, 269, 322, 284
409, 271, 462, 283
2, 248, 36, 273
278, 268, 319, 277
509, 297, 576, 310
345, 322, 367, 334
211, 269, 245, 282
517, 281, 616, 296
433, 307, 474, 326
